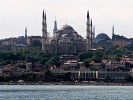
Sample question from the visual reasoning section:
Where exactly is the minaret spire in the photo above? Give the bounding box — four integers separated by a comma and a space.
43, 10, 44, 18
25, 27, 27, 38
87, 10, 90, 19
53, 16, 58, 33
86, 10, 90, 37
44, 11, 46, 20
24, 27, 27, 44
112, 25, 115, 40
86, 10, 92, 51
42, 10, 47, 51
93, 25, 95, 38
90, 19, 93, 48
91, 19, 92, 31
112, 25, 114, 34
42, 10, 47, 38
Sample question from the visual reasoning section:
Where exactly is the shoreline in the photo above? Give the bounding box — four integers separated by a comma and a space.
0, 82, 133, 86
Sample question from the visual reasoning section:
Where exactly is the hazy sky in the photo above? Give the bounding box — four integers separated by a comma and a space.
0, 0, 133, 39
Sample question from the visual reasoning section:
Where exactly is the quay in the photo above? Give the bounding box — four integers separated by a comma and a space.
0, 82, 133, 86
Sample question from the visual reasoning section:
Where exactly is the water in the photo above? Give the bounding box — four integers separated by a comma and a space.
0, 85, 132, 100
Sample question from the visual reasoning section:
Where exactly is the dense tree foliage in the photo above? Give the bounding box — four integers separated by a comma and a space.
78, 51, 93, 61
0, 47, 56, 67
0, 46, 132, 68
113, 34, 126, 39
45, 57, 61, 67
78, 47, 131, 67
78, 50, 104, 65
106, 47, 129, 55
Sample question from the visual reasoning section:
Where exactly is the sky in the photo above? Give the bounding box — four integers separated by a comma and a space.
0, 0, 133, 39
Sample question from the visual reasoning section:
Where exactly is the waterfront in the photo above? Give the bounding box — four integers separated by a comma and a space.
0, 85, 133, 100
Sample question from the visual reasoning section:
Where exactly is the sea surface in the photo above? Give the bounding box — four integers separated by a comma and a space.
0, 85, 132, 100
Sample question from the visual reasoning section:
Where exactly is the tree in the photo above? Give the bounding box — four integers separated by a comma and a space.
94, 50, 103, 57
114, 54, 121, 62
45, 57, 61, 67
79, 51, 93, 61
40, 58, 49, 65
83, 58, 91, 68
113, 34, 126, 39
91, 55, 102, 63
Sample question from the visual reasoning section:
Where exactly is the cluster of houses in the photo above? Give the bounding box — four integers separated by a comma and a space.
50, 55, 133, 82
0, 54, 133, 82
0, 37, 27, 51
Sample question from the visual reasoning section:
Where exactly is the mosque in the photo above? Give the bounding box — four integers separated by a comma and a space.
40, 10, 95, 55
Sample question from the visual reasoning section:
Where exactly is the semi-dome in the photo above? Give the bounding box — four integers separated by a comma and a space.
59, 24, 74, 31
96, 33, 110, 40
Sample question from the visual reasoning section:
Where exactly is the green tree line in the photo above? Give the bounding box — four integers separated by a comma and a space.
0, 47, 61, 67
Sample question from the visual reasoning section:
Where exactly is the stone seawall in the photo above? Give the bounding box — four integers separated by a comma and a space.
0, 82, 133, 86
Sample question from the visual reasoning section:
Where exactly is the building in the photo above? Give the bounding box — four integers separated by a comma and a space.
63, 60, 83, 70
50, 69, 129, 82
112, 26, 127, 47
93, 32, 116, 49
41, 10, 94, 55
26, 36, 42, 46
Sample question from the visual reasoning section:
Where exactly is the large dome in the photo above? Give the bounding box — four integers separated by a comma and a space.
96, 33, 110, 40
59, 24, 74, 31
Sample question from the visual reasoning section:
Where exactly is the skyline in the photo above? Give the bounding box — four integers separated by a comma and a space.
0, 0, 133, 39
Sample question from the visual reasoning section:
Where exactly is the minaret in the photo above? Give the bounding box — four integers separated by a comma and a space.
25, 27, 27, 44
42, 10, 47, 51
93, 26, 95, 39
86, 10, 91, 51
25, 27, 27, 38
53, 17, 58, 33
42, 10, 47, 38
90, 19, 93, 48
112, 25, 114, 40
